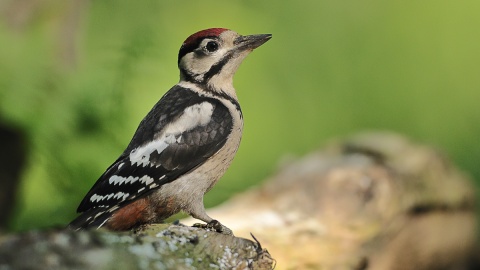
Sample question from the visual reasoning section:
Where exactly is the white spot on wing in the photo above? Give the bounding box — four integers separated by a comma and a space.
97, 218, 109, 229
113, 191, 129, 200
108, 175, 140, 185
130, 139, 170, 167
125, 176, 139, 184
90, 191, 131, 204
94, 211, 104, 219
129, 102, 214, 167
90, 194, 105, 203
167, 102, 214, 134
139, 175, 154, 185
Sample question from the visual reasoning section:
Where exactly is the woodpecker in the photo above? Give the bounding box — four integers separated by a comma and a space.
69, 28, 271, 234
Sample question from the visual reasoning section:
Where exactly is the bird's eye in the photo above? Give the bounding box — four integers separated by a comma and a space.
205, 41, 219, 52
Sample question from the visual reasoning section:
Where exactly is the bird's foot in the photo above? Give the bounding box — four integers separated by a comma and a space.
193, 220, 233, 235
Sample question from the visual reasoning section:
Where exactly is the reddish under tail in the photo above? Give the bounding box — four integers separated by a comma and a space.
68, 198, 151, 231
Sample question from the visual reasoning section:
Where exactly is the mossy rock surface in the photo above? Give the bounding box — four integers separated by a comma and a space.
0, 224, 274, 270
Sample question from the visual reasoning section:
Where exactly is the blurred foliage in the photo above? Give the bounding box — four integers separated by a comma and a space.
0, 0, 479, 231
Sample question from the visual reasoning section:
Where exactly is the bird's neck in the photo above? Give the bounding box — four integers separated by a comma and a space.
178, 77, 238, 102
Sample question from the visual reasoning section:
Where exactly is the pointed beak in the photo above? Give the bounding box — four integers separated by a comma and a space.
234, 33, 272, 52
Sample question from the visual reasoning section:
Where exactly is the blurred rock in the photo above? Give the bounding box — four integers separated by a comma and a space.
0, 224, 274, 270
183, 131, 477, 269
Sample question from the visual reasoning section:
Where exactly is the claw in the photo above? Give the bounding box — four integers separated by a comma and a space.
192, 220, 233, 235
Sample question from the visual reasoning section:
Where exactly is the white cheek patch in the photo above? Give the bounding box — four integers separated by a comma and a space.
129, 102, 214, 167
181, 48, 228, 80
181, 53, 211, 78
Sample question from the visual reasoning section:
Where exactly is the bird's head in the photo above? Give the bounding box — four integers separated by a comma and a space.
178, 28, 271, 92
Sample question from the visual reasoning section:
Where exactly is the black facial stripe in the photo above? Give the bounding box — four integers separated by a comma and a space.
179, 50, 234, 85
203, 51, 234, 82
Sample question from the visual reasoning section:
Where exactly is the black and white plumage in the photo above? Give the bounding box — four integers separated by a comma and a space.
69, 28, 271, 234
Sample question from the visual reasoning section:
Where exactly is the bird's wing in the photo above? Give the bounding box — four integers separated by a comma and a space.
76, 85, 234, 213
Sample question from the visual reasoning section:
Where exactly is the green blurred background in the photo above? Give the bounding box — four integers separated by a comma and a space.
0, 0, 479, 232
